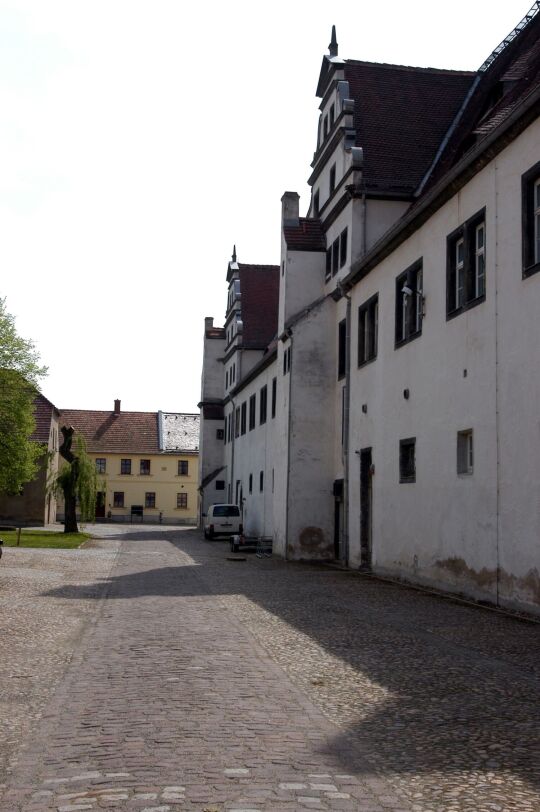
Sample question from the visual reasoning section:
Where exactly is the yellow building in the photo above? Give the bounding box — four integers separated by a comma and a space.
59, 401, 199, 525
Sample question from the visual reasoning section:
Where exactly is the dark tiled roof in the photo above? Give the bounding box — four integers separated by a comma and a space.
238, 264, 280, 349
31, 394, 58, 443
424, 10, 540, 188
283, 218, 326, 251
343, 61, 474, 195
59, 409, 160, 454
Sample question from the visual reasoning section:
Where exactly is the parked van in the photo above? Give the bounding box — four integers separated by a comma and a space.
203, 504, 243, 539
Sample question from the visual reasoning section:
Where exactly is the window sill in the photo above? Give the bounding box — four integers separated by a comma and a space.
358, 355, 377, 370
395, 330, 422, 350
446, 293, 485, 321
523, 261, 540, 279
399, 478, 416, 484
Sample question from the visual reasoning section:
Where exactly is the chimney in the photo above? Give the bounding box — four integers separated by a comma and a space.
114, 399, 121, 415
281, 191, 300, 227
204, 317, 214, 332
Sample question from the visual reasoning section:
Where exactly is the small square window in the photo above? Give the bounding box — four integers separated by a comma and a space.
216, 429, 224, 440
457, 430, 474, 475
177, 492, 188, 509
178, 460, 189, 476
113, 491, 124, 508
145, 492, 156, 508
215, 480, 225, 491
95, 458, 106, 474
399, 438, 416, 483
140, 459, 151, 475
120, 458, 131, 475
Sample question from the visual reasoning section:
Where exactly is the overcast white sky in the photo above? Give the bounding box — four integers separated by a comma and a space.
0, 0, 533, 413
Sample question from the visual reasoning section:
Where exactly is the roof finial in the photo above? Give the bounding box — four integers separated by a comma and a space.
329, 25, 338, 57
232, 244, 237, 262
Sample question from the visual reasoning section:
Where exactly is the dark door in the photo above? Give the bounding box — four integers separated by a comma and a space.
95, 491, 106, 519
360, 448, 373, 569
333, 479, 344, 560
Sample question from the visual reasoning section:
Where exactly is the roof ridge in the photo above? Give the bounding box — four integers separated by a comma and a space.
345, 59, 474, 76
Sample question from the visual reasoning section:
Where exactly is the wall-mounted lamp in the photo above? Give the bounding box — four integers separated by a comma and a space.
402, 285, 426, 317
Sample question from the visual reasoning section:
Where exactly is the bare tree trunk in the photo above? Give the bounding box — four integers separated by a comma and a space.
60, 426, 79, 534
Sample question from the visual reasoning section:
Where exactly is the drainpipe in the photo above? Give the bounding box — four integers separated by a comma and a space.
284, 332, 293, 560
340, 284, 352, 567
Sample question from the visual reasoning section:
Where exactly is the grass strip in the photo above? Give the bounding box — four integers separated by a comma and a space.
0, 530, 92, 549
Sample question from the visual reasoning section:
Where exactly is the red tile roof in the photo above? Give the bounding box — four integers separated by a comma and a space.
343, 61, 474, 195
283, 218, 326, 251
59, 409, 160, 454
238, 264, 280, 349
31, 394, 58, 443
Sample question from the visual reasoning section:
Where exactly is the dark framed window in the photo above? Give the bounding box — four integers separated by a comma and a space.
227, 413, 232, 443
249, 473, 253, 494
313, 190, 320, 217
395, 260, 423, 347
215, 480, 225, 491
283, 346, 291, 375
216, 428, 224, 440
522, 161, 540, 277
178, 460, 189, 476
235, 407, 240, 438
260, 385, 267, 424
329, 164, 336, 195
95, 458, 106, 474
338, 319, 346, 379
120, 458, 131, 475
241, 402, 247, 435
177, 493, 188, 509
145, 492, 156, 508
358, 294, 378, 367
325, 228, 348, 281
271, 377, 277, 418
399, 438, 416, 483
446, 209, 486, 318
259, 470, 264, 492
457, 430, 474, 475
113, 491, 124, 508
249, 394, 256, 430
140, 459, 151, 475
323, 114, 329, 137
329, 103, 335, 127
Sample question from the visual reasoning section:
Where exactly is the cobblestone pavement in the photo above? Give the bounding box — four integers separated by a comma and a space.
1, 526, 539, 811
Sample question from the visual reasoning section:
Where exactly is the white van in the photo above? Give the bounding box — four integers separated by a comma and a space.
203, 504, 243, 539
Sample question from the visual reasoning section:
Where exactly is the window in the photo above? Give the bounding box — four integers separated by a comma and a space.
241, 402, 247, 435
227, 413, 232, 443
120, 459, 131, 475
522, 162, 540, 276
178, 460, 189, 476
225, 370, 228, 389
177, 493, 188, 509
395, 260, 423, 346
215, 480, 225, 490
260, 385, 267, 424
249, 473, 253, 494
216, 428, 224, 440
249, 394, 256, 430
259, 471, 264, 492
271, 377, 277, 418
145, 492, 156, 508
399, 438, 416, 483
338, 319, 346, 378
323, 114, 329, 137
313, 190, 320, 217
140, 459, 151, 475
457, 430, 474, 475
113, 491, 124, 508
325, 228, 348, 280
329, 103, 335, 127
283, 346, 291, 374
329, 164, 336, 195
95, 458, 106, 474
447, 209, 486, 317
358, 294, 378, 366
235, 407, 240, 438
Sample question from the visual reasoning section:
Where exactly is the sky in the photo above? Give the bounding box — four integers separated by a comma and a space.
0, 0, 534, 414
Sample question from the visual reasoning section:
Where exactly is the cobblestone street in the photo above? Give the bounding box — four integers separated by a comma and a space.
0, 526, 539, 811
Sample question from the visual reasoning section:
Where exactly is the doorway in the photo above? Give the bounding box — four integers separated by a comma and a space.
333, 479, 344, 560
360, 448, 372, 569
95, 491, 106, 519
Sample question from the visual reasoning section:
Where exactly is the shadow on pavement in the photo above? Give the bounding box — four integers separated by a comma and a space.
40, 527, 540, 792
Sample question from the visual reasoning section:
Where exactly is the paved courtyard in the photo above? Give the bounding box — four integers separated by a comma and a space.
0, 525, 538, 811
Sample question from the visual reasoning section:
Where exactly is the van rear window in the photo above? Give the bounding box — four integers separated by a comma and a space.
213, 505, 240, 517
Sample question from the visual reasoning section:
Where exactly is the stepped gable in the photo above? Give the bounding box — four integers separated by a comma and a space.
238, 263, 280, 349
343, 60, 474, 195
283, 218, 326, 251
59, 409, 159, 454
